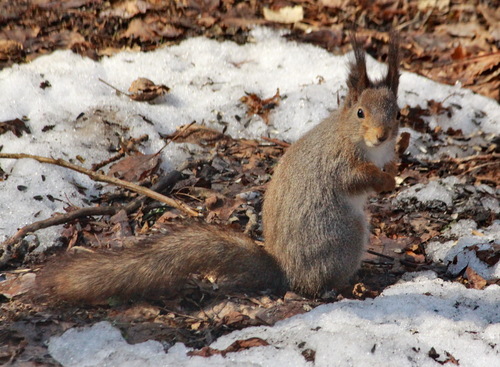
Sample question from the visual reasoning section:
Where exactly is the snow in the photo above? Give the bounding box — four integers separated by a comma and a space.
49, 273, 500, 367
426, 220, 500, 279
0, 27, 499, 366
395, 176, 461, 208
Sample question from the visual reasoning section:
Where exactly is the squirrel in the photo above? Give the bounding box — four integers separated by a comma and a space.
37, 33, 400, 303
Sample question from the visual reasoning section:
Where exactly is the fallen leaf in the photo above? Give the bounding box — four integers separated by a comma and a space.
320, 0, 347, 8
0, 272, 36, 298
240, 89, 281, 124
0, 118, 31, 137
397, 132, 411, 155
220, 311, 250, 326
302, 348, 316, 362
475, 244, 500, 266
417, 0, 450, 12
405, 250, 426, 264
0, 39, 23, 60
352, 282, 379, 299
205, 194, 245, 221
108, 303, 161, 322
163, 123, 232, 146
450, 45, 466, 60
465, 266, 487, 290
444, 351, 460, 365
263, 6, 303, 24
188, 337, 269, 357
128, 77, 170, 102
255, 300, 311, 325
101, 0, 152, 19
108, 153, 160, 182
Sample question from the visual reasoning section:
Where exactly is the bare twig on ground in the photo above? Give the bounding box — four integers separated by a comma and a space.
428, 153, 499, 164
0, 153, 198, 216
0, 169, 184, 267
260, 136, 291, 148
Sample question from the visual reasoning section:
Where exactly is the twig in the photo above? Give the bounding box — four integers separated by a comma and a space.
459, 161, 499, 176
0, 153, 199, 217
0, 169, 185, 267
91, 134, 150, 171
157, 120, 197, 154
0, 206, 119, 267
98, 78, 129, 96
452, 153, 499, 163
366, 249, 395, 261
427, 153, 499, 164
260, 136, 290, 148
91, 152, 125, 171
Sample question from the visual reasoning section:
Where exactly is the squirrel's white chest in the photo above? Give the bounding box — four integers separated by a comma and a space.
366, 140, 395, 168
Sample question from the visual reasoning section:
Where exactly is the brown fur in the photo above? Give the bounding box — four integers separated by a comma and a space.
37, 33, 401, 302
39, 224, 285, 302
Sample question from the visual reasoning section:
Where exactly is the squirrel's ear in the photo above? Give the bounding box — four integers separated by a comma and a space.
385, 31, 400, 97
345, 34, 370, 106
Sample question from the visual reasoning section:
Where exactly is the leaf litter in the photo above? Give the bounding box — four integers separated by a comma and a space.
1, 0, 498, 100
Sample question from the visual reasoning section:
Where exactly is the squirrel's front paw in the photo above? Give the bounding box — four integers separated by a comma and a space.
374, 172, 396, 193
383, 161, 398, 177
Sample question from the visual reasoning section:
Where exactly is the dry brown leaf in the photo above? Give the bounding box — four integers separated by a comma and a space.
302, 348, 316, 362
475, 244, 500, 267
0, 118, 31, 137
450, 45, 466, 61
122, 18, 155, 41
444, 351, 460, 365
164, 123, 232, 146
255, 299, 310, 325
465, 266, 487, 290
156, 210, 180, 223
435, 22, 484, 38
205, 194, 245, 221
240, 89, 281, 125
417, 0, 450, 12
405, 250, 426, 264
188, 337, 270, 357
397, 132, 411, 156
107, 302, 161, 322
128, 77, 170, 102
320, 0, 347, 8
352, 282, 379, 299
0, 39, 23, 60
123, 16, 183, 41
101, 0, 152, 19
108, 153, 160, 182
0, 272, 36, 298
110, 209, 133, 238
220, 311, 250, 326
263, 6, 303, 24
48, 30, 85, 49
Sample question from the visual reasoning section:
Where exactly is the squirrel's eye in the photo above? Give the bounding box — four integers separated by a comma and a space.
396, 111, 401, 120
357, 109, 365, 118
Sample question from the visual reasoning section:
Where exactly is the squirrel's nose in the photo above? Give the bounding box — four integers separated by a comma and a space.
377, 131, 389, 143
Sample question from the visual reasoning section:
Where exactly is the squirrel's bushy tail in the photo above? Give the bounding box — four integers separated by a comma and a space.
37, 224, 285, 303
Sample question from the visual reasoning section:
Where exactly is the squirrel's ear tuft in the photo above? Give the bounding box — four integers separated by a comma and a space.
385, 31, 400, 98
345, 34, 370, 107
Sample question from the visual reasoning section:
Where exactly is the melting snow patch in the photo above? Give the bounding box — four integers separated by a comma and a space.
426, 220, 500, 280
48, 273, 500, 367
395, 176, 460, 208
